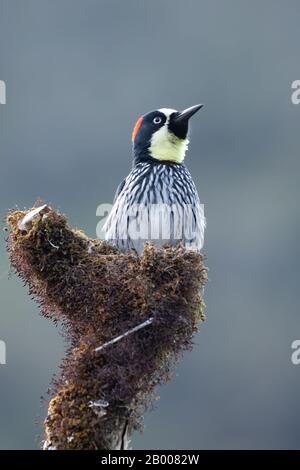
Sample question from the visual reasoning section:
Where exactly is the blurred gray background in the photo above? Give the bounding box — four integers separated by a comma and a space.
0, 0, 299, 450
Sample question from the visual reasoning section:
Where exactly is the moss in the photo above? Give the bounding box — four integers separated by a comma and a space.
6, 205, 207, 450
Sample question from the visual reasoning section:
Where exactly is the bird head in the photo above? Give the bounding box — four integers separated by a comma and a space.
131, 104, 203, 164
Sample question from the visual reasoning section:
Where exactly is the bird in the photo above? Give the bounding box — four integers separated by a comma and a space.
104, 104, 206, 254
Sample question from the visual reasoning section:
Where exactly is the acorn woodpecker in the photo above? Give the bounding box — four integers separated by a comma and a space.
104, 104, 206, 254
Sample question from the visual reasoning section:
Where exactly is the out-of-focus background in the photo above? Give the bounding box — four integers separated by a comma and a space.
0, 0, 299, 449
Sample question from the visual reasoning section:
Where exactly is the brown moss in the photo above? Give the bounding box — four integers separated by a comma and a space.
6, 206, 207, 450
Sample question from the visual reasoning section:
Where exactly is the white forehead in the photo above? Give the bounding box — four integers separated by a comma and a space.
158, 108, 177, 119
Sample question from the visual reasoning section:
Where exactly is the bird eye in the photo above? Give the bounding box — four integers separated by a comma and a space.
153, 116, 162, 124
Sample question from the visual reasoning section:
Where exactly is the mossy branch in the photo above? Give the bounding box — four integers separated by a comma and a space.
6, 205, 207, 450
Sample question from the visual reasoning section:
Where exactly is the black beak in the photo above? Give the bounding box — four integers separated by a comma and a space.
173, 104, 204, 124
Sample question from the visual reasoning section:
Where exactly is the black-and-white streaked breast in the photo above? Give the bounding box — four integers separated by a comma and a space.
104, 162, 205, 254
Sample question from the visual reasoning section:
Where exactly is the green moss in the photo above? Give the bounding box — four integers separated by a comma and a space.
6, 206, 207, 450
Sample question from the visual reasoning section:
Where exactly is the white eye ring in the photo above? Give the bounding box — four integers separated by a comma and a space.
153, 116, 162, 124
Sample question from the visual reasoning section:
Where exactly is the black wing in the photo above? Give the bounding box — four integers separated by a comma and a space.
113, 178, 126, 203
